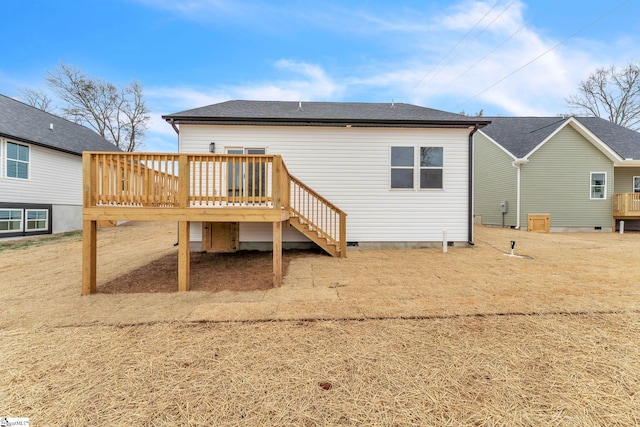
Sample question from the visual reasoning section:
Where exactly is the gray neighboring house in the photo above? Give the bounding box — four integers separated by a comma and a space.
475, 116, 640, 231
0, 94, 119, 238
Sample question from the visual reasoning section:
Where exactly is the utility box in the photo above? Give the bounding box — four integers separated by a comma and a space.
500, 200, 508, 213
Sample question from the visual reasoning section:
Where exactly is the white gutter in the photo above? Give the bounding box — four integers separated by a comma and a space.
511, 158, 529, 229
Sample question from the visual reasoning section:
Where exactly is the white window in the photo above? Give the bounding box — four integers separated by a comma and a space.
26, 209, 48, 231
6, 141, 29, 179
0, 209, 23, 233
390, 147, 414, 189
590, 172, 607, 199
634, 176, 640, 193
420, 147, 444, 189
391, 146, 444, 190
0, 206, 51, 235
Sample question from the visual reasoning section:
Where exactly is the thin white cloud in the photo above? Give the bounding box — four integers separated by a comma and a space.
144, 60, 344, 150
133, 0, 241, 19
234, 60, 344, 101
345, 0, 640, 116
441, 0, 524, 33
144, 88, 227, 150
147, 87, 224, 111
148, 60, 342, 110
139, 0, 640, 151
132, 0, 290, 30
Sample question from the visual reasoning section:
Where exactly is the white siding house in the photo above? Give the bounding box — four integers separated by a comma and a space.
0, 94, 119, 237
164, 100, 489, 249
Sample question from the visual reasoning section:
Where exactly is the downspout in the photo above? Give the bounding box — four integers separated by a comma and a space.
511, 158, 529, 229
168, 118, 180, 246
468, 125, 479, 246
169, 118, 179, 135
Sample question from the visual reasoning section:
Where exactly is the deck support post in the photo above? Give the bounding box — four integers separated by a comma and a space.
82, 220, 97, 295
273, 220, 282, 287
178, 221, 190, 291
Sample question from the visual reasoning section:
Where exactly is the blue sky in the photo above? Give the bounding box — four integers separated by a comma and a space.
1, 0, 639, 151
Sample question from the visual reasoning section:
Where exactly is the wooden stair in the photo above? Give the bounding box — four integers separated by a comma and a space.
288, 215, 341, 257
285, 172, 347, 258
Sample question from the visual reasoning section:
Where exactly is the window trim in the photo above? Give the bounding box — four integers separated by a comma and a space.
390, 145, 445, 190
25, 209, 49, 232
0, 209, 24, 233
633, 176, 640, 193
0, 203, 52, 238
419, 146, 444, 190
590, 172, 607, 200
5, 140, 30, 180
390, 146, 415, 190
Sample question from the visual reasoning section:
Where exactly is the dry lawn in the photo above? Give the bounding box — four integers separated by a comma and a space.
0, 222, 639, 426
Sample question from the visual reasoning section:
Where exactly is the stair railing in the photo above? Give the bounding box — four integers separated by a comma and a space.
287, 174, 347, 256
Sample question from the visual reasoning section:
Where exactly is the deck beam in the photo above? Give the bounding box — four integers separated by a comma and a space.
83, 207, 289, 223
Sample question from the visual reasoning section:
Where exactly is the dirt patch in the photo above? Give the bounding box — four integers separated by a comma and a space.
99, 250, 314, 293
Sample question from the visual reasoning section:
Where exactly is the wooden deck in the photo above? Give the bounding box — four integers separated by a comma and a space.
82, 152, 346, 295
613, 193, 640, 218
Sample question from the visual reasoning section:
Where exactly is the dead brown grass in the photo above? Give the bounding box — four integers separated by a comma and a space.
2, 315, 638, 426
1, 222, 639, 425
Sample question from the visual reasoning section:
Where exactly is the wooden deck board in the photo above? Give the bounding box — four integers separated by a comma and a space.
83, 206, 290, 222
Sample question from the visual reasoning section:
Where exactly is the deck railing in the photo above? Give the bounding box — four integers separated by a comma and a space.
613, 193, 640, 217
187, 154, 276, 207
84, 153, 279, 208
85, 153, 180, 207
289, 174, 347, 255
83, 152, 346, 256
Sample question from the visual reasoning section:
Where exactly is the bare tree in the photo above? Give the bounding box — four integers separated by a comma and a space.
20, 88, 55, 113
566, 63, 640, 131
458, 109, 484, 117
46, 63, 150, 151
121, 81, 149, 152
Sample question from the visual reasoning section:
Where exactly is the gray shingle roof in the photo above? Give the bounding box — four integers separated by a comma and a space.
480, 117, 567, 158
575, 117, 640, 160
481, 116, 640, 160
163, 100, 491, 127
0, 94, 120, 155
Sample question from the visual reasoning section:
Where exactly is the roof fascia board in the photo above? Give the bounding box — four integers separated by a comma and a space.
615, 160, 640, 167
523, 117, 623, 163
162, 115, 491, 127
0, 132, 81, 157
170, 122, 478, 129
477, 129, 517, 160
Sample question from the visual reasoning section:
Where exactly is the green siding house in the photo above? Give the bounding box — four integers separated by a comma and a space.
474, 116, 640, 231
